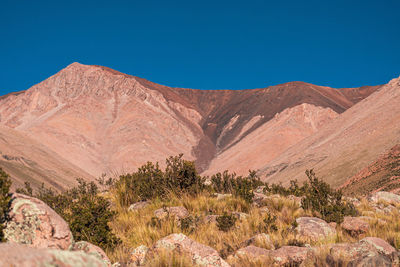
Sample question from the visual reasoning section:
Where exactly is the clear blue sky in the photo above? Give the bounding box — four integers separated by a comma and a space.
1, 0, 399, 94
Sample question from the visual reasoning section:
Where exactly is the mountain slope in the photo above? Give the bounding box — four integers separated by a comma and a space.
258, 76, 400, 188
340, 144, 400, 195
0, 125, 93, 190
204, 103, 338, 175
0, 63, 380, 185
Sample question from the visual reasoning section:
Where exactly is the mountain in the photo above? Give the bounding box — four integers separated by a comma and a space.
0, 125, 93, 190
0, 63, 380, 187
203, 103, 338, 175
258, 76, 400, 188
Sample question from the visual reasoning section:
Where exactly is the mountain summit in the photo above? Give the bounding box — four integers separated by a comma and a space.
0, 63, 382, 188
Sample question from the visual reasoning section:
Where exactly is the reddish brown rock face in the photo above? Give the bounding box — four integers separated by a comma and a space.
0, 63, 381, 188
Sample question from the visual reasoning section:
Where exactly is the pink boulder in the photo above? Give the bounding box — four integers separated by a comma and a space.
153, 233, 229, 267
4, 193, 73, 250
341, 216, 370, 237
0, 243, 106, 267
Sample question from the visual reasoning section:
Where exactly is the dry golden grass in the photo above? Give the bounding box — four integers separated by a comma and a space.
107, 192, 400, 264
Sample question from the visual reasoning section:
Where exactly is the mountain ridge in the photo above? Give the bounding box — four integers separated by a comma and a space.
0, 63, 384, 188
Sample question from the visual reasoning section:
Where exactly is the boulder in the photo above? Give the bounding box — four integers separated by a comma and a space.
153, 233, 229, 267
4, 193, 73, 250
0, 243, 106, 267
241, 233, 275, 250
341, 216, 370, 237
359, 237, 396, 256
328, 242, 379, 262
70, 241, 111, 266
232, 245, 312, 266
154, 206, 190, 223
347, 254, 392, 267
268, 246, 313, 266
129, 245, 149, 266
369, 191, 400, 205
128, 201, 150, 212
232, 245, 270, 261
295, 217, 336, 242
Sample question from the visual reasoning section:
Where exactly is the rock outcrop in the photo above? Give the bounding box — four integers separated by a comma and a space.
4, 193, 73, 250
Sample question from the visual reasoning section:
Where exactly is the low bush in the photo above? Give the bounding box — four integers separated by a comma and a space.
301, 169, 357, 223
0, 168, 11, 242
216, 212, 237, 232
115, 154, 204, 206
209, 170, 263, 203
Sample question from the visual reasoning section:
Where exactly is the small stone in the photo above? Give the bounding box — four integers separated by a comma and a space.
129, 245, 149, 266
212, 193, 232, 200
154, 206, 189, 222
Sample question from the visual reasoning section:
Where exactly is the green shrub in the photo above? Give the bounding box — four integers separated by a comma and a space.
17, 179, 120, 250
210, 170, 263, 203
0, 168, 11, 242
216, 212, 237, 232
180, 215, 199, 234
115, 154, 204, 206
263, 179, 305, 197
301, 169, 357, 223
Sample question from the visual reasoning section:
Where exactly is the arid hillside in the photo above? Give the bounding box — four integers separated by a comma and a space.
259, 76, 400, 188
0, 125, 93, 190
0, 63, 380, 188
340, 144, 400, 195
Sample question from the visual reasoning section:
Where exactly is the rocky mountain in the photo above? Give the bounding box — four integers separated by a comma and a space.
259, 76, 400, 188
0, 63, 381, 188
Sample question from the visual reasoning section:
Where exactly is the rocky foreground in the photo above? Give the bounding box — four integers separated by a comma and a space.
2, 189, 400, 266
